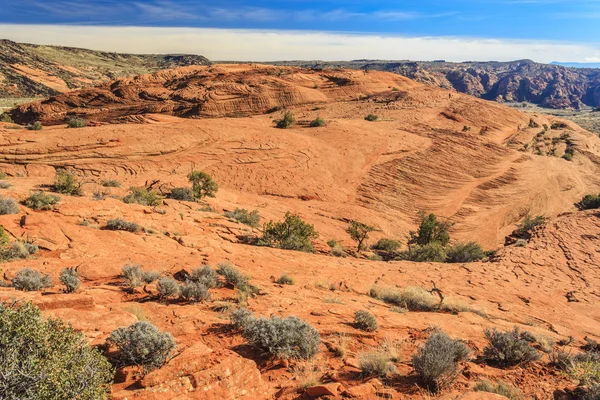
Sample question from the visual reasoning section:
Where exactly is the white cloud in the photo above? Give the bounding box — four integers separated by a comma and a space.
1, 24, 600, 63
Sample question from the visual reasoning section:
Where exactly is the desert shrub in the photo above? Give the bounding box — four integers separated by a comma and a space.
445, 242, 485, 263
106, 218, 140, 232
261, 212, 319, 252
276, 273, 294, 285
11, 267, 52, 291
579, 194, 600, 210
107, 321, 175, 372
275, 111, 295, 128
225, 208, 261, 228
346, 220, 375, 251
169, 187, 195, 201
409, 211, 452, 247
123, 187, 162, 206
412, 329, 470, 392
121, 264, 142, 288
0, 181, 12, 189
514, 215, 545, 238
179, 281, 209, 303
141, 270, 160, 284
102, 179, 121, 187
157, 277, 179, 301
67, 117, 87, 128
405, 242, 447, 262
0, 301, 113, 399
474, 380, 522, 400
23, 191, 60, 210
188, 265, 218, 288
354, 310, 378, 332
330, 245, 346, 257
188, 170, 218, 199
26, 121, 43, 130
364, 114, 379, 122
216, 262, 251, 291
359, 349, 397, 378
54, 169, 82, 195
230, 307, 253, 329
0, 226, 9, 247
0, 196, 19, 215
483, 327, 540, 367
309, 117, 326, 127
372, 238, 401, 253
59, 267, 81, 293
515, 239, 527, 247
242, 315, 320, 360
370, 285, 438, 311
0, 112, 13, 123
550, 349, 576, 371
0, 240, 38, 261
551, 121, 568, 130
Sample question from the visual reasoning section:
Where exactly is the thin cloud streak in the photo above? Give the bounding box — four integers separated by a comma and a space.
1, 24, 599, 63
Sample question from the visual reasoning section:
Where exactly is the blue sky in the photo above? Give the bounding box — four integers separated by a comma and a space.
1, 0, 599, 62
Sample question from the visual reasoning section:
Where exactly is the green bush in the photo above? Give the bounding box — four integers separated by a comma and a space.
108, 321, 175, 373
23, 191, 60, 210
242, 315, 320, 360
26, 121, 43, 130
189, 265, 218, 288
275, 111, 295, 128
309, 117, 326, 127
406, 242, 447, 262
474, 380, 522, 400
276, 273, 294, 285
102, 179, 121, 188
216, 262, 251, 291
261, 212, 319, 252
123, 187, 162, 206
412, 329, 470, 392
225, 208, 261, 228
372, 238, 401, 252
409, 211, 452, 247
11, 268, 52, 291
346, 220, 375, 251
364, 114, 379, 122
0, 112, 13, 123
59, 267, 81, 293
54, 169, 82, 195
579, 194, 600, 210
187, 170, 218, 200
483, 327, 540, 367
157, 277, 179, 301
514, 215, 545, 238
169, 187, 195, 201
67, 117, 87, 128
0, 301, 113, 399
445, 242, 485, 263
354, 310, 378, 332
0, 196, 19, 215
106, 218, 140, 232
0, 240, 38, 261
179, 281, 209, 303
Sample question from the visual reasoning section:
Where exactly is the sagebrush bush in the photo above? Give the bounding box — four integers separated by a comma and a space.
242, 315, 320, 360
108, 321, 175, 372
260, 212, 319, 252
11, 268, 52, 291
216, 262, 251, 291
169, 187, 195, 201
26, 121, 43, 130
23, 191, 60, 210
354, 310, 378, 332
358, 349, 397, 378
54, 169, 82, 195
188, 170, 218, 199
67, 117, 87, 128
0, 181, 11, 189
579, 194, 600, 210
445, 242, 485, 263
0, 196, 19, 215
102, 179, 121, 188
412, 329, 470, 392
157, 277, 179, 301
225, 208, 261, 228
276, 273, 294, 285
141, 270, 160, 284
123, 187, 162, 206
189, 265, 218, 288
474, 380, 522, 400
230, 307, 253, 329
309, 117, 326, 127
0, 240, 38, 261
364, 114, 379, 122
0, 301, 113, 399
370, 285, 437, 311
106, 218, 140, 232
180, 281, 209, 303
275, 111, 295, 128
59, 267, 81, 293
372, 238, 401, 252
514, 215, 545, 238
483, 327, 540, 367
122, 264, 142, 288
